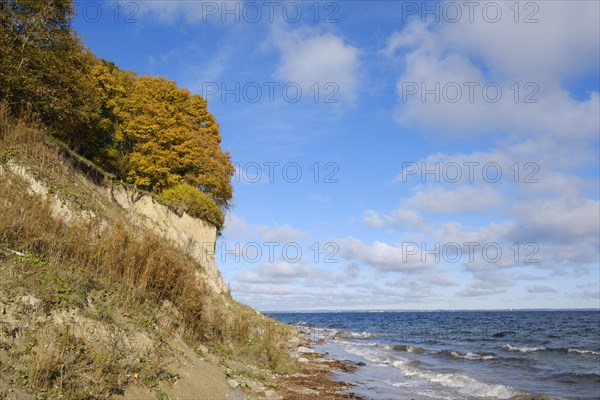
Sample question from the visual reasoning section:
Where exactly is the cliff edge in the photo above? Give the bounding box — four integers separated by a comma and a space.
0, 109, 295, 399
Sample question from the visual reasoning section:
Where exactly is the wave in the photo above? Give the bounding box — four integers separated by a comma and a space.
567, 348, 600, 355
342, 343, 395, 367
552, 372, 600, 383
504, 344, 600, 355
402, 370, 518, 399
303, 327, 340, 339
343, 342, 519, 399
304, 327, 376, 340
437, 349, 498, 361
504, 344, 546, 353
335, 330, 376, 339
392, 344, 425, 354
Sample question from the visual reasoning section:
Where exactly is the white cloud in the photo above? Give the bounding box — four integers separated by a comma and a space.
237, 262, 332, 284
387, 1, 600, 84
362, 186, 504, 232
257, 224, 307, 242
224, 214, 306, 242
269, 24, 360, 104
395, 143, 598, 187
362, 207, 426, 231
457, 286, 504, 298
362, 209, 384, 228
385, 273, 457, 288
336, 237, 436, 271
577, 283, 599, 289
230, 282, 304, 296
434, 220, 516, 248
223, 214, 253, 237
365, 12, 600, 290
136, 0, 244, 24
456, 267, 517, 297
527, 285, 556, 294
404, 186, 504, 214
442, 1, 600, 83
385, 1, 600, 137
513, 198, 600, 241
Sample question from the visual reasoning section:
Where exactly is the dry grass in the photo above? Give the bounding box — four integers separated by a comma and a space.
0, 103, 296, 397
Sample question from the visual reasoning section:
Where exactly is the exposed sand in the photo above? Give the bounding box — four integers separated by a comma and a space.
115, 326, 367, 400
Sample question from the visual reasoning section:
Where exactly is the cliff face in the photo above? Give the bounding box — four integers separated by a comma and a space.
2, 159, 229, 295
107, 184, 229, 294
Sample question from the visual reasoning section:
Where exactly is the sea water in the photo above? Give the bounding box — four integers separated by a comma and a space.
267, 310, 600, 400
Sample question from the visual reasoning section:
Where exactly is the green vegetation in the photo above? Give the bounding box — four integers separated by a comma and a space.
0, 0, 233, 230
159, 183, 225, 229
0, 0, 95, 136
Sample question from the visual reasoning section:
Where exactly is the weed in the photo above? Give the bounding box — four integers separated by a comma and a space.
156, 391, 170, 400
0, 145, 16, 164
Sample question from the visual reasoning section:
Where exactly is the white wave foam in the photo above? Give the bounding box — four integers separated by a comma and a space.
568, 348, 600, 355
341, 340, 518, 399
504, 344, 545, 353
346, 330, 376, 339
451, 351, 498, 361
344, 344, 517, 399
391, 359, 411, 369
404, 370, 517, 399
343, 343, 394, 365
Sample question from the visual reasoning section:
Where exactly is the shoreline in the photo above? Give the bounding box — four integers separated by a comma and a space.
274, 328, 367, 400
225, 325, 368, 400
216, 324, 367, 400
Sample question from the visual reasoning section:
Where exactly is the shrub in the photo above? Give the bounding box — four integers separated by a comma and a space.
159, 183, 225, 229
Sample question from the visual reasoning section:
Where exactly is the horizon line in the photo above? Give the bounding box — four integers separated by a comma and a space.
261, 307, 600, 313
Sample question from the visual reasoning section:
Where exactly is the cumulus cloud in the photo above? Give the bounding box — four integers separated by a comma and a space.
336, 237, 439, 271
224, 214, 307, 242
378, 136, 600, 284
404, 186, 504, 214
395, 143, 598, 187
440, 1, 600, 83
237, 262, 333, 284
512, 198, 600, 241
527, 285, 556, 294
269, 24, 361, 104
362, 209, 385, 228
362, 186, 505, 232
362, 207, 426, 231
385, 1, 600, 137
257, 224, 307, 242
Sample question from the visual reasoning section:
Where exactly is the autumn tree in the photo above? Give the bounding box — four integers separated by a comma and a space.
0, 0, 234, 229
77, 58, 136, 174
117, 75, 234, 212
0, 0, 96, 135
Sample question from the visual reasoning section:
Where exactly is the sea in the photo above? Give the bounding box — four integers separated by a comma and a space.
266, 310, 600, 400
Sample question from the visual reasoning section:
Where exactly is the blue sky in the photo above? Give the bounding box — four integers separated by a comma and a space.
74, 0, 599, 311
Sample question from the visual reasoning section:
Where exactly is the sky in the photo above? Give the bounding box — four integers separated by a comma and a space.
73, 0, 600, 311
